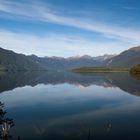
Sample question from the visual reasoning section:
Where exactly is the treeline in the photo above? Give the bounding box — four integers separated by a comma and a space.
72, 67, 130, 73
130, 64, 140, 74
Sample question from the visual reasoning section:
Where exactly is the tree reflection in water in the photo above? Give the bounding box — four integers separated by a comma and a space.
0, 102, 14, 140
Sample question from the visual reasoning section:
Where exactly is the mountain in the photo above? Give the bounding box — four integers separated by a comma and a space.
29, 55, 101, 70
106, 46, 140, 67
0, 45, 140, 71
93, 54, 116, 61
28, 55, 66, 70
67, 54, 115, 61
0, 47, 104, 71
0, 47, 46, 71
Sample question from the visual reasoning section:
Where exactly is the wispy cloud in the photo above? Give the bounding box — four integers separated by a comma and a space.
0, 30, 135, 57
0, 0, 140, 43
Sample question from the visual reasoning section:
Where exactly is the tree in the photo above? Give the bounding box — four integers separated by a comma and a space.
0, 102, 14, 140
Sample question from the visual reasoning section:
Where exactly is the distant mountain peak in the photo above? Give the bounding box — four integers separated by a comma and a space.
67, 55, 92, 60
80, 55, 92, 59
93, 54, 116, 61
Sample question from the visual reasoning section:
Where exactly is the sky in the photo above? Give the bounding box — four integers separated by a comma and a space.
0, 0, 140, 57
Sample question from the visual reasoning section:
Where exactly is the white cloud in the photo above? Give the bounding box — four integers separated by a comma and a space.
0, 30, 138, 57
0, 0, 140, 43
0, 0, 140, 57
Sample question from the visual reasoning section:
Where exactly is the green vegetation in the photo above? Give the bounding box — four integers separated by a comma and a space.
0, 65, 6, 71
130, 64, 140, 80
130, 64, 140, 74
0, 71, 5, 76
72, 67, 130, 73
0, 65, 6, 76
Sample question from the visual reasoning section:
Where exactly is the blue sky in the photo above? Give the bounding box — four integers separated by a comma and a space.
0, 0, 140, 57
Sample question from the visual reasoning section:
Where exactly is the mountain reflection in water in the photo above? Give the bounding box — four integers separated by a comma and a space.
0, 71, 140, 140
0, 71, 140, 96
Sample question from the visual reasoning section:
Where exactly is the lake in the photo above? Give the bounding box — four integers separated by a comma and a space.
0, 71, 140, 140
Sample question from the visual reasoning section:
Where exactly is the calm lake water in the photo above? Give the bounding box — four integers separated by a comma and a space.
0, 71, 140, 140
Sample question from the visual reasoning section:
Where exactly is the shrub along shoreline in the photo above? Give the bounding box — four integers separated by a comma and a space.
130, 64, 140, 80
72, 67, 130, 73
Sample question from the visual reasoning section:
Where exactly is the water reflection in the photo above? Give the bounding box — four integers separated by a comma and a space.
0, 71, 140, 96
0, 71, 140, 139
0, 102, 14, 140
130, 73, 140, 81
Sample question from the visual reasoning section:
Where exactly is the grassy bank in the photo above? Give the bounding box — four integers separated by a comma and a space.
72, 67, 130, 73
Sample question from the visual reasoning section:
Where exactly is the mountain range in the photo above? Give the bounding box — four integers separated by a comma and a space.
0, 45, 140, 71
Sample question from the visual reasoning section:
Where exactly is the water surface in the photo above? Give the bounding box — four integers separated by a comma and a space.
0, 71, 140, 140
